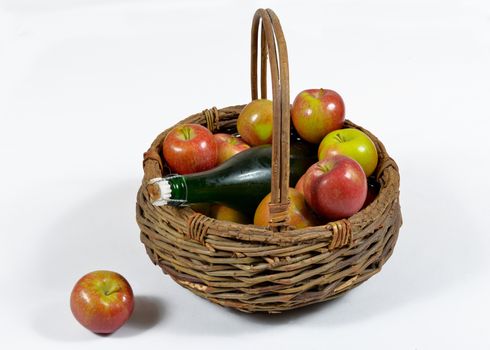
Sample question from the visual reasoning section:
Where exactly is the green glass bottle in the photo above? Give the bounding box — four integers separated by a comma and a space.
148, 143, 316, 217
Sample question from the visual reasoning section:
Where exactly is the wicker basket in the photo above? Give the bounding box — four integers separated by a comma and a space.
136, 8, 402, 313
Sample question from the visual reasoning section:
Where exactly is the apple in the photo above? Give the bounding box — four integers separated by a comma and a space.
295, 173, 306, 196
70, 270, 134, 334
254, 188, 318, 229
214, 133, 250, 164
291, 89, 345, 144
210, 204, 250, 224
163, 123, 218, 174
318, 128, 378, 177
303, 155, 367, 220
237, 99, 273, 146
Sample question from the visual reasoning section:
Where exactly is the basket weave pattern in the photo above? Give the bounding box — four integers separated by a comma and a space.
136, 9, 402, 313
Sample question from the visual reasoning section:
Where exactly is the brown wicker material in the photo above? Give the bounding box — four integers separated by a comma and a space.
136, 8, 402, 313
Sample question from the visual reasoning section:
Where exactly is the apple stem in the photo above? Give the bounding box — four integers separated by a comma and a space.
318, 162, 333, 172
182, 126, 192, 140
104, 284, 121, 296
334, 133, 345, 143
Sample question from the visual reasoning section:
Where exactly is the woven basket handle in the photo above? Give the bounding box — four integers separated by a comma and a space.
251, 9, 291, 231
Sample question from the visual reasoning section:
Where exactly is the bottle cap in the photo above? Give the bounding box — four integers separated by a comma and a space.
147, 178, 171, 206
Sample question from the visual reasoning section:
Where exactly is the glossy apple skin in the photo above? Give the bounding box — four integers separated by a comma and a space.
291, 89, 345, 144
237, 99, 273, 146
295, 173, 306, 196
70, 270, 134, 334
318, 128, 378, 177
163, 124, 218, 174
303, 155, 367, 220
210, 204, 250, 224
213, 133, 250, 165
254, 188, 318, 229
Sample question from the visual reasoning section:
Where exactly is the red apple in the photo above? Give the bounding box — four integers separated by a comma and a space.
210, 204, 250, 224
70, 270, 134, 334
295, 173, 306, 196
254, 188, 318, 229
237, 99, 273, 146
318, 128, 378, 177
291, 89, 345, 144
214, 133, 250, 164
163, 123, 218, 174
303, 155, 367, 220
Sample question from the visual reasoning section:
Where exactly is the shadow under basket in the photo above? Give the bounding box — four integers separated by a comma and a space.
136, 9, 402, 313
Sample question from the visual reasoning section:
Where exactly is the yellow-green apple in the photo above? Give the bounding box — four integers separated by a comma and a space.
254, 188, 318, 228
163, 123, 218, 174
210, 204, 250, 224
303, 155, 367, 220
318, 128, 378, 177
70, 270, 134, 334
237, 99, 273, 146
291, 89, 345, 144
214, 133, 250, 164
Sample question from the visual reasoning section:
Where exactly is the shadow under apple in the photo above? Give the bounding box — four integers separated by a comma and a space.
111, 295, 165, 338
31, 294, 164, 341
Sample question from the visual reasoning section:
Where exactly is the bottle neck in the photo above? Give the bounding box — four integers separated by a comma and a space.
147, 143, 316, 209
166, 175, 188, 205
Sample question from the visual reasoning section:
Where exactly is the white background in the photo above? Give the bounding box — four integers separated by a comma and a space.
1, 0, 490, 348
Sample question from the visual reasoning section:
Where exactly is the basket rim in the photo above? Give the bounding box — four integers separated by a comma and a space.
138, 104, 400, 246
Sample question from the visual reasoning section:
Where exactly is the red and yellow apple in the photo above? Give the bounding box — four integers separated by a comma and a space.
254, 188, 318, 228
163, 123, 218, 174
70, 270, 134, 334
210, 204, 249, 224
237, 99, 273, 146
318, 128, 378, 177
291, 89, 345, 144
303, 155, 367, 220
295, 173, 306, 196
214, 133, 250, 164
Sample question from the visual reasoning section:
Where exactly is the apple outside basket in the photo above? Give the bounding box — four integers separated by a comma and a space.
136, 8, 402, 313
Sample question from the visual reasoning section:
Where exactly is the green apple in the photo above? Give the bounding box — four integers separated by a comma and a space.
318, 128, 378, 177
